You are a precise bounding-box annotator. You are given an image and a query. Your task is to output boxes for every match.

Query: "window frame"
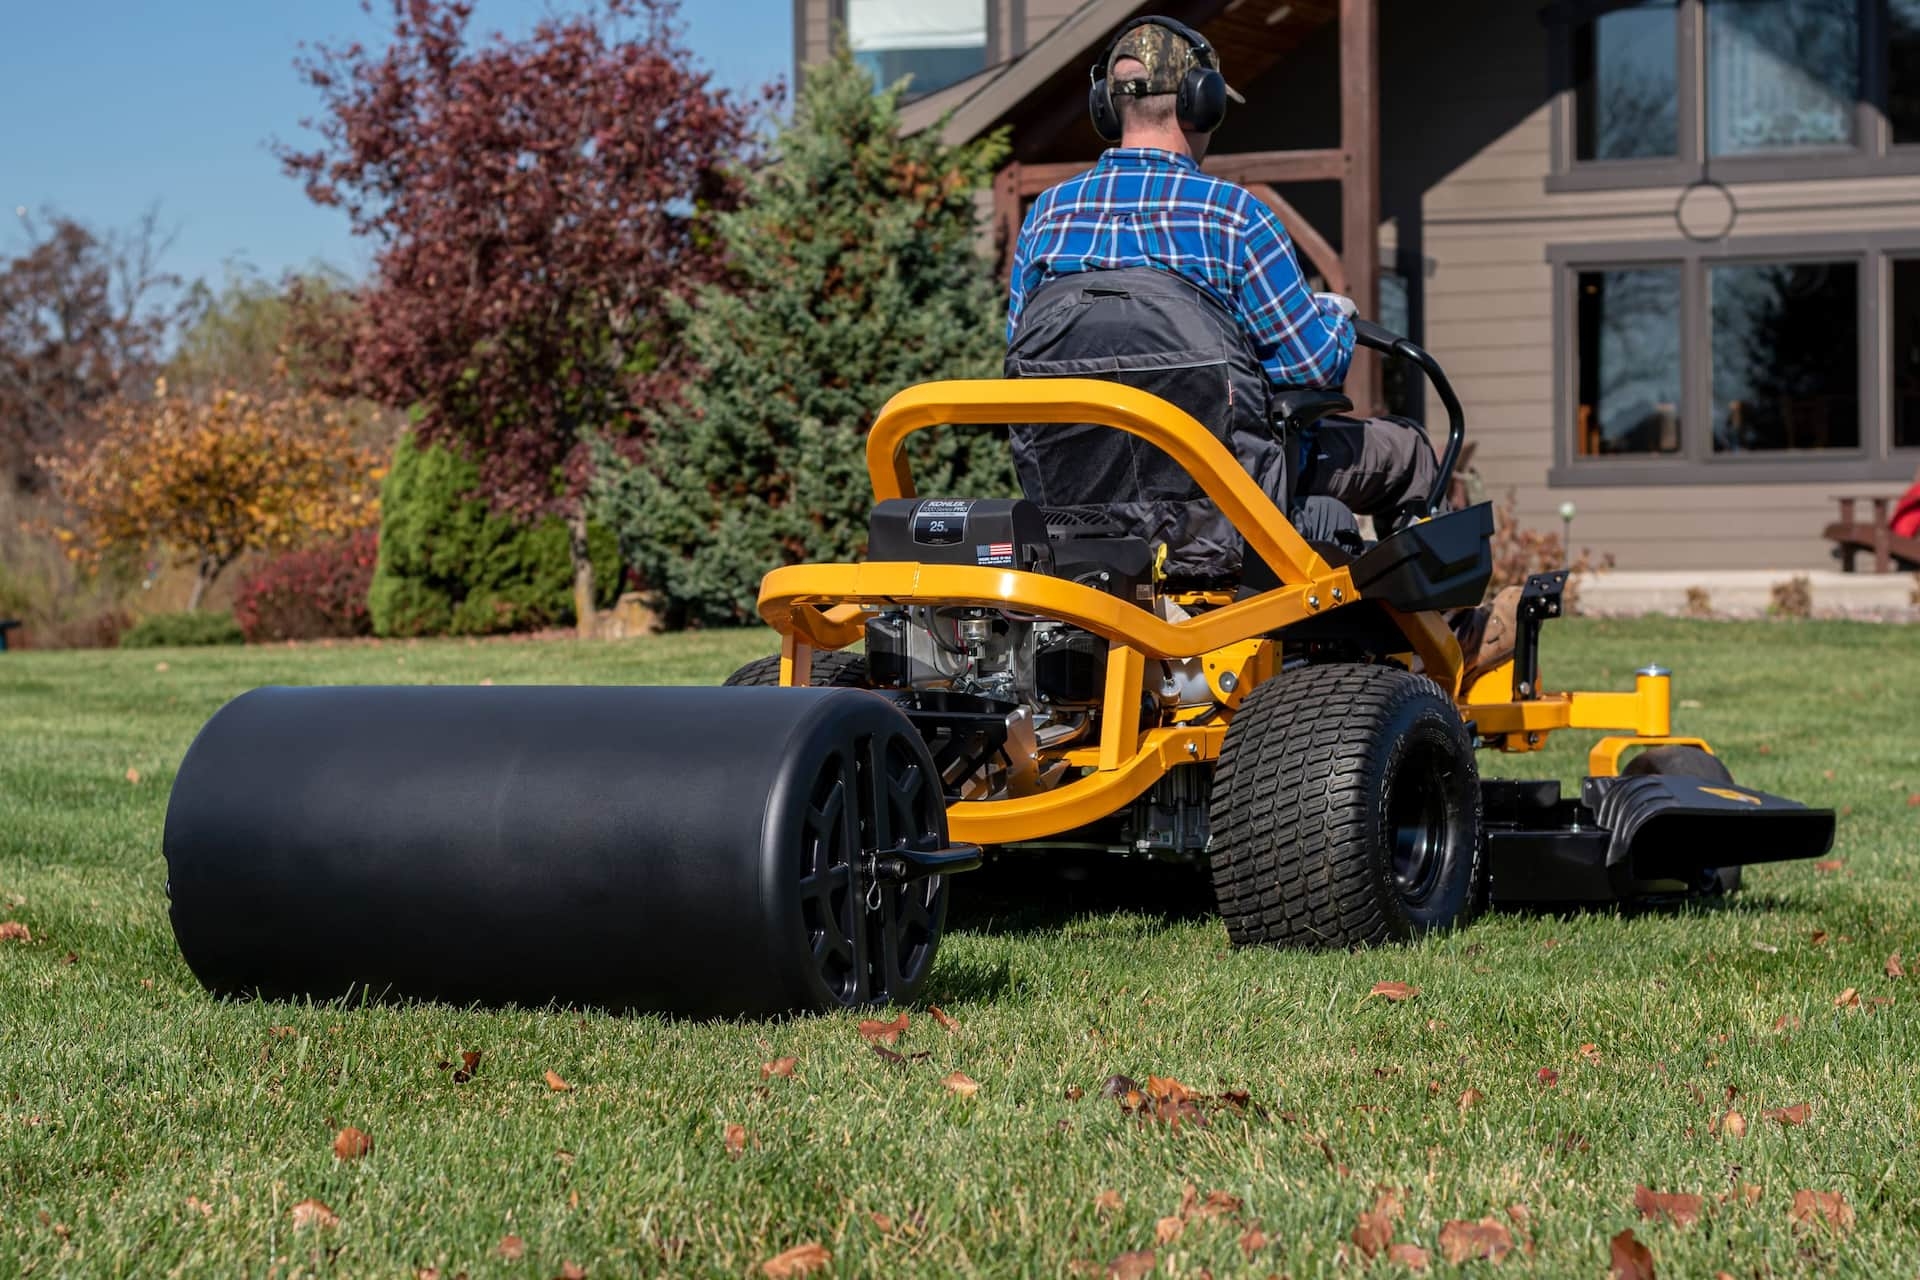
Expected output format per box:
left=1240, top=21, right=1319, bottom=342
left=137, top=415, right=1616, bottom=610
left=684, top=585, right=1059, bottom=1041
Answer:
left=1549, top=231, right=1920, bottom=486
left=1548, top=0, right=1920, bottom=191
left=833, top=0, right=1005, bottom=99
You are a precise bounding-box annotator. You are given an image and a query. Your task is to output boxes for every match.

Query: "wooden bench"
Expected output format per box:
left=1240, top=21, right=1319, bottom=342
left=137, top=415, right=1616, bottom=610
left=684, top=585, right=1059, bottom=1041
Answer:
left=0, top=620, right=19, bottom=652
left=1823, top=493, right=1920, bottom=573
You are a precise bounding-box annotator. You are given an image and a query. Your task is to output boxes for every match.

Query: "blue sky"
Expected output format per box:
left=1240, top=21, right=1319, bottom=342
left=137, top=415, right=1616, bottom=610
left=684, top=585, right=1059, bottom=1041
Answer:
left=0, top=1, right=792, bottom=290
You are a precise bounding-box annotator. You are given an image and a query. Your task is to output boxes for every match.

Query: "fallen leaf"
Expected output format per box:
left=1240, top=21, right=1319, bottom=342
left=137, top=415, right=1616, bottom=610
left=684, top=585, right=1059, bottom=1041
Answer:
left=929, top=1005, right=959, bottom=1033
left=1537, top=1067, right=1560, bottom=1087
left=1193, top=1189, right=1242, bottom=1219
left=870, top=1045, right=907, bottom=1066
left=1634, top=1186, right=1704, bottom=1226
left=1716, top=1109, right=1747, bottom=1138
left=1143, top=1075, right=1193, bottom=1102
left=724, top=1123, right=748, bottom=1156
left=1099, top=1074, right=1139, bottom=1099
left=1579, top=1043, right=1602, bottom=1064
left=1458, top=1087, right=1484, bottom=1114
left=545, top=1069, right=572, bottom=1092
left=1155, top=1216, right=1184, bottom=1245
left=1789, top=1189, right=1854, bottom=1234
left=1888, top=952, right=1906, bottom=979
left=1438, top=1217, right=1512, bottom=1264
left=1809, top=929, right=1829, bottom=945
left=1751, top=940, right=1779, bottom=953
left=1608, top=1228, right=1655, bottom=1280
left=1065, top=1085, right=1084, bottom=1101
left=125, top=767, right=140, bottom=784
left=497, top=1235, right=526, bottom=1259
left=941, top=1071, right=979, bottom=1098
left=1352, top=1189, right=1402, bottom=1259
left=154, top=661, right=169, bottom=672
left=1814, top=859, right=1844, bottom=873
left=186, top=1195, right=213, bottom=1218
left=869, top=1212, right=894, bottom=1232
left=1909, top=793, right=1920, bottom=808
left=555, top=1265, right=586, bottom=1280
left=0, top=921, right=30, bottom=942
left=332, top=1126, right=372, bottom=1161
left=452, top=1050, right=482, bottom=1083
left=1835, top=987, right=1860, bottom=1009
left=289, top=1198, right=338, bottom=1230
left=1772, top=1014, right=1801, bottom=1033
left=761, top=1057, right=797, bottom=1079
left=761, top=1242, right=831, bottom=1277
left=1388, top=1243, right=1431, bottom=1271
left=858, top=1013, right=908, bottom=1045
left=1106, top=1249, right=1155, bottom=1280
left=60, top=951, right=76, bottom=964
left=1094, top=1190, right=1123, bottom=1217
left=1238, top=1226, right=1269, bottom=1257
left=1765, top=1102, right=1811, bottom=1127
left=1369, top=981, right=1419, bottom=1002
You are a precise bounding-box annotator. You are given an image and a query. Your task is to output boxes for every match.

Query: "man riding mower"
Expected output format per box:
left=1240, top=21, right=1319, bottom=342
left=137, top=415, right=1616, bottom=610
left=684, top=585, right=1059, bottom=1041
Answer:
left=159, top=18, right=1834, bottom=1020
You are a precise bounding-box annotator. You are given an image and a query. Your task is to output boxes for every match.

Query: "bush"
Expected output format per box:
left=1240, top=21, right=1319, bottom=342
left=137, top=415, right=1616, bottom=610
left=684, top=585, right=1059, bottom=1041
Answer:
left=232, top=530, right=379, bottom=642
left=369, top=432, right=621, bottom=637
left=120, top=611, right=245, bottom=648
left=1487, top=490, right=1615, bottom=610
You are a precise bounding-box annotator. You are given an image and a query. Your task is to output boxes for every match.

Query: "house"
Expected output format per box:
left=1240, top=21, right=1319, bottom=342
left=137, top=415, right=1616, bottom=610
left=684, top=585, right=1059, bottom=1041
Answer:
left=797, top=0, right=1920, bottom=571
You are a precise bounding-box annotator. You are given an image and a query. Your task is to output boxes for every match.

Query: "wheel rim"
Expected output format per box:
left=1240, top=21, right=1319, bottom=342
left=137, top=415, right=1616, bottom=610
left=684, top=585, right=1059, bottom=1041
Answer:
left=1387, top=741, right=1452, bottom=906
left=796, top=730, right=945, bottom=1006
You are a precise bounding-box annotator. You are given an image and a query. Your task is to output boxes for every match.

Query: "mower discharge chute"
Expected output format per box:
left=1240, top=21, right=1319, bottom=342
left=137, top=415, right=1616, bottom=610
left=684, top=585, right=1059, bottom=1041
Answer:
left=163, top=323, right=1835, bottom=1016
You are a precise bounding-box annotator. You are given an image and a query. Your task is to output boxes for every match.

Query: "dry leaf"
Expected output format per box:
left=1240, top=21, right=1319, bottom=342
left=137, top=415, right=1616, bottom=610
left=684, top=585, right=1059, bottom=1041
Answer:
left=761, top=1242, right=831, bottom=1277
left=870, top=1045, right=907, bottom=1067
left=1369, top=981, right=1419, bottom=1002
left=762, top=1057, right=798, bottom=1079
left=869, top=1212, right=894, bottom=1233
left=724, top=1123, right=748, bottom=1157
left=154, top=661, right=169, bottom=672
left=1814, top=859, right=1844, bottom=873
left=1579, top=1043, right=1602, bottom=1064
left=940, top=1071, right=979, bottom=1098
left=0, top=921, right=30, bottom=942
left=1765, top=1102, right=1811, bottom=1126
left=1438, top=1217, right=1513, bottom=1264
left=1094, top=1190, right=1123, bottom=1217
left=1835, top=987, right=1861, bottom=1009
left=1717, top=1109, right=1747, bottom=1138
left=1634, top=1186, right=1703, bottom=1226
left=1106, top=1249, right=1155, bottom=1280
left=929, top=1005, right=959, bottom=1033
left=1537, top=1067, right=1560, bottom=1087
left=1772, top=1014, right=1801, bottom=1033
left=1352, top=1189, right=1401, bottom=1259
left=289, top=1198, right=338, bottom=1230
left=1810, top=929, right=1829, bottom=945
left=1154, top=1216, right=1184, bottom=1245
left=857, top=1012, right=908, bottom=1045
left=125, top=767, right=140, bottom=784
left=1065, top=1085, right=1084, bottom=1101
left=1143, top=1075, right=1193, bottom=1102
left=452, top=1049, right=482, bottom=1083
left=555, top=1265, right=586, bottom=1280
left=332, top=1126, right=372, bottom=1161
left=1099, top=1074, right=1139, bottom=1098
left=1238, top=1226, right=1269, bottom=1257
left=497, top=1235, right=526, bottom=1260
left=545, top=1069, right=572, bottom=1093
left=1388, top=1243, right=1431, bottom=1271
left=1458, top=1087, right=1484, bottom=1114
left=1888, top=951, right=1906, bottom=979
left=1789, top=1189, right=1854, bottom=1234
left=1193, top=1189, right=1242, bottom=1219
left=1608, top=1228, right=1655, bottom=1280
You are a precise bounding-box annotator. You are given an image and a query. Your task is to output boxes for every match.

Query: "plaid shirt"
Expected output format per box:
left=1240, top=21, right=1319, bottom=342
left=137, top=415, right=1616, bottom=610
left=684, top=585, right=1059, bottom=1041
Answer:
left=1007, top=148, right=1354, bottom=390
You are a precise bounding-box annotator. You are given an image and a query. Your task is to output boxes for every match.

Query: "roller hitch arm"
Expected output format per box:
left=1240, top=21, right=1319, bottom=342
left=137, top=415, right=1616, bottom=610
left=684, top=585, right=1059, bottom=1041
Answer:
left=871, top=842, right=985, bottom=883
left=1511, top=570, right=1569, bottom=700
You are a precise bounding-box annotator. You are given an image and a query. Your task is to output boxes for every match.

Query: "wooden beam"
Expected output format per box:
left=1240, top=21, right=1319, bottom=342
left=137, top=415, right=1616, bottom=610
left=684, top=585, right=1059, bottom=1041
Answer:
left=1244, top=183, right=1346, bottom=297
left=1339, top=0, right=1380, bottom=410
left=992, top=162, right=1024, bottom=279
left=1014, top=148, right=1351, bottom=196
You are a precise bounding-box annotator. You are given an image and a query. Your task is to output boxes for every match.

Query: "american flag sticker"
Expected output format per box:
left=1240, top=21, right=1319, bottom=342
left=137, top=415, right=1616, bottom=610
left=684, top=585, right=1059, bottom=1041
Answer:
left=987, top=542, right=1013, bottom=558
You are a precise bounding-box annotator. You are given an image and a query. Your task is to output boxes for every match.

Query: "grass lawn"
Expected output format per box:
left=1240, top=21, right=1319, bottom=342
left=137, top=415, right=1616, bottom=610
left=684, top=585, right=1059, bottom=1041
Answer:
left=2, top=618, right=1916, bottom=1278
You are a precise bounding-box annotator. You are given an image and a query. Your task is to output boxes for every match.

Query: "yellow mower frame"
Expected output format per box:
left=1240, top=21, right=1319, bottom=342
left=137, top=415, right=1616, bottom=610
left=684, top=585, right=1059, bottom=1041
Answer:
left=756, top=378, right=1704, bottom=846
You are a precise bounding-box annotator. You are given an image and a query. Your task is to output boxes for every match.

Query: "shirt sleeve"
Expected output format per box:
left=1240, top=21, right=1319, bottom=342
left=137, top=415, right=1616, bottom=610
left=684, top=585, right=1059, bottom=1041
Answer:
left=1232, top=199, right=1355, bottom=390
left=1006, top=198, right=1043, bottom=344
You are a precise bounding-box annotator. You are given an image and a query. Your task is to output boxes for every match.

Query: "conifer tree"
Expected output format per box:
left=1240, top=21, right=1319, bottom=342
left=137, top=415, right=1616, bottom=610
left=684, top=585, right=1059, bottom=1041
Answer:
left=594, top=48, right=1014, bottom=625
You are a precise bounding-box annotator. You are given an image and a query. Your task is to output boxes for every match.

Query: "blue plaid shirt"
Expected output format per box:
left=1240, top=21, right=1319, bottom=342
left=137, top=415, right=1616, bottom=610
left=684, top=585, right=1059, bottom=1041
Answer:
left=1007, top=148, right=1354, bottom=390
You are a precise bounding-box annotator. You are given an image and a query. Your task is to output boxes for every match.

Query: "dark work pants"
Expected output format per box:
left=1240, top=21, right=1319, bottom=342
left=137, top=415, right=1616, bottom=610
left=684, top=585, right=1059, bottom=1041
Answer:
left=1290, top=414, right=1440, bottom=552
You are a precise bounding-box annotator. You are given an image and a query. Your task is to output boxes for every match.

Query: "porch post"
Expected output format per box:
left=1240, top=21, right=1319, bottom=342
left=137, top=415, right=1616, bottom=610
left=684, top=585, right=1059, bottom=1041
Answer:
left=1339, top=0, right=1380, bottom=411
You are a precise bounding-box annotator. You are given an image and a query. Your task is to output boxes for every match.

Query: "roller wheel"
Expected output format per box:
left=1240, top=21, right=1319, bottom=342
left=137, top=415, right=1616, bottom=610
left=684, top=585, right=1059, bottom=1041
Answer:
left=1208, top=663, right=1484, bottom=948
left=1622, top=746, right=1741, bottom=896
left=725, top=652, right=869, bottom=687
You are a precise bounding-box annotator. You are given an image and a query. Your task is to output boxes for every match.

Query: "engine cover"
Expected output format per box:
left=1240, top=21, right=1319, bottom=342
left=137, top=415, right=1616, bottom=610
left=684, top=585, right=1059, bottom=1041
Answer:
left=868, top=498, right=1052, bottom=573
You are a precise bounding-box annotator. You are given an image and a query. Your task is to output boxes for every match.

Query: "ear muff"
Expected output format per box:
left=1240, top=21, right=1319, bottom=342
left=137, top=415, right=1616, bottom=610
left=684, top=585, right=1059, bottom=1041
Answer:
left=1086, top=15, right=1230, bottom=141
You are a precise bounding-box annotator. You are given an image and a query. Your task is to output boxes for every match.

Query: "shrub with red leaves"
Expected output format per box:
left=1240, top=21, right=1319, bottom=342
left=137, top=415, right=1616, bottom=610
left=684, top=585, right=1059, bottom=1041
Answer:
left=232, top=530, right=379, bottom=643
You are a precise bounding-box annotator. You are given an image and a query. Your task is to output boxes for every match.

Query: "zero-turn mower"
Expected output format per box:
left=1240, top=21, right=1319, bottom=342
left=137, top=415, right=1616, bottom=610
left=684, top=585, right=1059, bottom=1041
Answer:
left=163, top=322, right=1835, bottom=1017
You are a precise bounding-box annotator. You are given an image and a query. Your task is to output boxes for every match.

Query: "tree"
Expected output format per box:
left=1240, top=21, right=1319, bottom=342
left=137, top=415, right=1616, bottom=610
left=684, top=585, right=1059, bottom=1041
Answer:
left=169, top=268, right=358, bottom=398
left=279, top=0, right=764, bottom=635
left=46, top=383, right=382, bottom=610
left=592, top=47, right=1015, bottom=626
left=0, top=207, right=187, bottom=492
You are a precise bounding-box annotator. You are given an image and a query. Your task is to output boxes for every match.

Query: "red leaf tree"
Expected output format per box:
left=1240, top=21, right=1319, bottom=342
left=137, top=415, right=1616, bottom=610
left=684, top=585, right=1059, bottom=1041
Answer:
left=279, top=0, right=765, bottom=631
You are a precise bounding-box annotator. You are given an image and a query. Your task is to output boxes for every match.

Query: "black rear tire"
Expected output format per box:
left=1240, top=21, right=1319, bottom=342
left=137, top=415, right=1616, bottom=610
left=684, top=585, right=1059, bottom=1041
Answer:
left=1622, top=746, right=1742, bottom=896
left=1209, top=663, right=1484, bottom=948
left=725, top=651, right=869, bottom=688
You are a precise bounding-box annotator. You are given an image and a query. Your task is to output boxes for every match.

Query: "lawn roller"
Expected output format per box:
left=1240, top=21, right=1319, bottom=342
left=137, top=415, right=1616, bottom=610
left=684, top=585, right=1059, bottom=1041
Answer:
left=163, top=322, right=1835, bottom=1016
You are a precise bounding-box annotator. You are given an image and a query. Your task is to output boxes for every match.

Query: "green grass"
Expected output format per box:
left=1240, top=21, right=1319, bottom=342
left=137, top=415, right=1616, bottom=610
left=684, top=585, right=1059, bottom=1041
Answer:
left=2, top=619, right=1916, bottom=1278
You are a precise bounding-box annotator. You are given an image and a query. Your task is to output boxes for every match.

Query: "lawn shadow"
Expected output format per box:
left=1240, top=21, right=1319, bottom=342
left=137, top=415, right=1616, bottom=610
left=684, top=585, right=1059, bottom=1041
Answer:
left=945, top=851, right=1216, bottom=940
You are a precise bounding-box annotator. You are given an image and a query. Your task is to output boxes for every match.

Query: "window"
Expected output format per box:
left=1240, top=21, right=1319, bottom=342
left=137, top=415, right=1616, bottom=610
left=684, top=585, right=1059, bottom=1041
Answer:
left=1893, top=0, right=1920, bottom=142
left=1706, top=0, right=1860, bottom=154
left=1896, top=258, right=1920, bottom=447
left=1574, top=1, right=1680, bottom=160
left=1710, top=261, right=1859, bottom=449
left=848, top=0, right=987, bottom=99
left=1576, top=267, right=1685, bottom=454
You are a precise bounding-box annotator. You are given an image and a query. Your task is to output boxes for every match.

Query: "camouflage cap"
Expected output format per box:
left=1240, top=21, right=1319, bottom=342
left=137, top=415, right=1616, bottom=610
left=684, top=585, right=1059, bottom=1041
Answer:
left=1106, top=21, right=1244, bottom=103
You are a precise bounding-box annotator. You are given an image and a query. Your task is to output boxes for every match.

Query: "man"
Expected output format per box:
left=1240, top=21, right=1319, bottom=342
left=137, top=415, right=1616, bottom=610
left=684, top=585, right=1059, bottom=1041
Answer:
left=1004, top=15, right=1437, bottom=580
